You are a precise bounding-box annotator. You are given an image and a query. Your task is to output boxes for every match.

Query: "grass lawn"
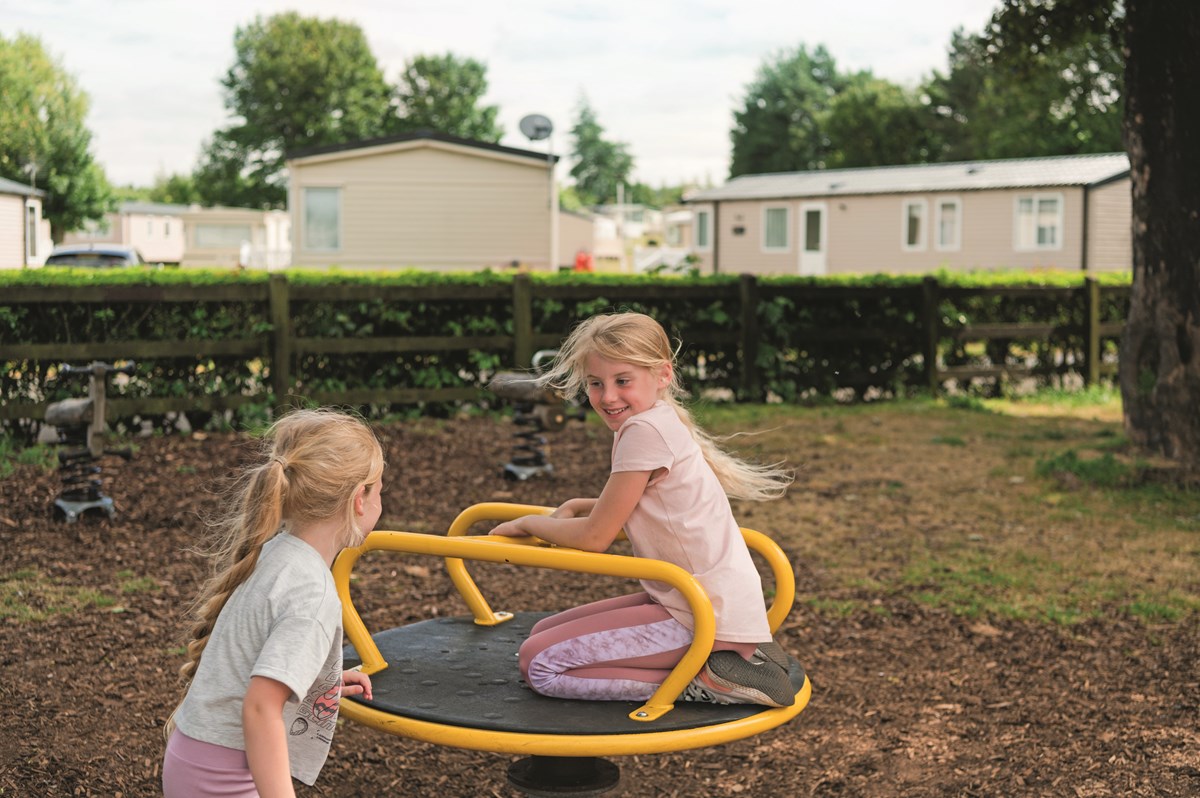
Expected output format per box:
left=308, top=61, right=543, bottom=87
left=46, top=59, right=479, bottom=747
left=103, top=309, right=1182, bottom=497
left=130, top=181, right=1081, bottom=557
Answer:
left=696, top=387, right=1200, bottom=627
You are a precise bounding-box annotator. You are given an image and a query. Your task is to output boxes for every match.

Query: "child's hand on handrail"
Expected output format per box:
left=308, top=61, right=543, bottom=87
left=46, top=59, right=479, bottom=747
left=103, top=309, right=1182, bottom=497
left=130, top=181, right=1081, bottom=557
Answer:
left=490, top=499, right=598, bottom=541
left=550, top=498, right=597, bottom=519
left=489, top=519, right=533, bottom=538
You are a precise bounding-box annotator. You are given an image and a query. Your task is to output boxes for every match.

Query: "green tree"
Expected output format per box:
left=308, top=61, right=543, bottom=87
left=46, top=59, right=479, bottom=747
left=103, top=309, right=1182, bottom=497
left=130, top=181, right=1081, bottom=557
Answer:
left=147, top=172, right=200, bottom=206
left=924, top=25, right=1122, bottom=161
left=0, top=33, right=112, bottom=240
left=987, top=0, right=1200, bottom=465
left=823, top=75, right=942, bottom=168
left=569, top=98, right=634, bottom=207
left=391, top=54, right=503, bottom=142
left=557, top=184, right=586, bottom=213
left=625, top=182, right=687, bottom=209
left=729, top=45, right=848, bottom=177
left=921, top=29, right=994, bottom=161
left=111, top=184, right=152, bottom=203
left=193, top=132, right=262, bottom=209
left=194, top=12, right=393, bottom=208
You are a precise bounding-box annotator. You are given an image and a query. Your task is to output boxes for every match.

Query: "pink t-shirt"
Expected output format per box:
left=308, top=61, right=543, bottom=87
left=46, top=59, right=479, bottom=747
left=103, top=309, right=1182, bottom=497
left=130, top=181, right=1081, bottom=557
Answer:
left=611, top=402, right=772, bottom=643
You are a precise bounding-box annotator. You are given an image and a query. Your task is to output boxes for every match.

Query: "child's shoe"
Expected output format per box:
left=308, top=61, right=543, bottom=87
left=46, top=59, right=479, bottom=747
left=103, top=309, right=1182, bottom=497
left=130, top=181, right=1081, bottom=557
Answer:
left=680, top=649, right=795, bottom=708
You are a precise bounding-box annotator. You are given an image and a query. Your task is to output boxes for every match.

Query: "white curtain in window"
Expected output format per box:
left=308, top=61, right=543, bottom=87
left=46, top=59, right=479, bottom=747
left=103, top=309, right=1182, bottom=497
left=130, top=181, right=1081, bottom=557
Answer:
left=1036, top=197, right=1059, bottom=246
left=695, top=210, right=710, bottom=248
left=304, top=187, right=341, bottom=250
left=1016, top=195, right=1061, bottom=250
left=938, top=200, right=960, bottom=249
left=195, top=224, right=253, bottom=248
left=764, top=207, right=788, bottom=249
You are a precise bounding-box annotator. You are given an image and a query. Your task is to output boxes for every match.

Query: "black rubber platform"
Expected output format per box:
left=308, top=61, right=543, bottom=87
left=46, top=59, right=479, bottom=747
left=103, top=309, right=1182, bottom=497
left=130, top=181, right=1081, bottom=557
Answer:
left=344, top=612, right=806, bottom=735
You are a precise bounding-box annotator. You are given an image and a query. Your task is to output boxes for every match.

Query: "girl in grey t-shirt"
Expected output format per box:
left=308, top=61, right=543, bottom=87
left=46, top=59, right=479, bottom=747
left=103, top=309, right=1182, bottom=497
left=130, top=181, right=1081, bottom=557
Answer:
left=163, top=409, right=385, bottom=797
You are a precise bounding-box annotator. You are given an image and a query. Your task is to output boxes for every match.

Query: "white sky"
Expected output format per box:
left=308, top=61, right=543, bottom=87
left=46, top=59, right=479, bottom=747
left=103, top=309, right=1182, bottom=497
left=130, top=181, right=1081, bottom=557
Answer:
left=2, top=0, right=1001, bottom=188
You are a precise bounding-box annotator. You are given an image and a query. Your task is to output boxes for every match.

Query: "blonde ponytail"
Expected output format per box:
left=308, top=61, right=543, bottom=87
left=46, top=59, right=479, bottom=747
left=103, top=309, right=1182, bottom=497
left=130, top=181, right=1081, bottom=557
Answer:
left=669, top=402, right=792, bottom=501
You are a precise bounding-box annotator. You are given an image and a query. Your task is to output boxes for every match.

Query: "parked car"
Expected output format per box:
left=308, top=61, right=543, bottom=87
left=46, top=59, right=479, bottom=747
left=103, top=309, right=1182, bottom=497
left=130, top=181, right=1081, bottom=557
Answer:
left=44, top=244, right=147, bottom=268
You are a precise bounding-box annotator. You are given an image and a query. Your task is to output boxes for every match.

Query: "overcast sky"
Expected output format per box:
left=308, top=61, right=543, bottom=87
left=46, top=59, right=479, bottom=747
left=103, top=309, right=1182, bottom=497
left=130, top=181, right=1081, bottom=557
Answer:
left=2, top=0, right=1001, bottom=188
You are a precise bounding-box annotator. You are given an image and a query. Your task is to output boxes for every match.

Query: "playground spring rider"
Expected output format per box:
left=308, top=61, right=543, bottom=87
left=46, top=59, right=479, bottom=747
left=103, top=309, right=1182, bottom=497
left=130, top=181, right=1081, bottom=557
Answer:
left=488, top=349, right=585, bottom=481
left=45, top=361, right=136, bottom=523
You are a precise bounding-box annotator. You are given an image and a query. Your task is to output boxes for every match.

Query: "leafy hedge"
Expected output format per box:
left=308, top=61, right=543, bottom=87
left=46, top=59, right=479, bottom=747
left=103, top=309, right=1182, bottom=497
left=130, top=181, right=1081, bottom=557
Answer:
left=0, top=267, right=1131, bottom=434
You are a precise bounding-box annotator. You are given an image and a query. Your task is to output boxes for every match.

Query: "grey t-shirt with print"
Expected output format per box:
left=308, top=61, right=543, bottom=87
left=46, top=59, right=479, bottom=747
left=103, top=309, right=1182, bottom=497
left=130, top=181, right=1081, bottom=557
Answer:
left=174, top=532, right=344, bottom=786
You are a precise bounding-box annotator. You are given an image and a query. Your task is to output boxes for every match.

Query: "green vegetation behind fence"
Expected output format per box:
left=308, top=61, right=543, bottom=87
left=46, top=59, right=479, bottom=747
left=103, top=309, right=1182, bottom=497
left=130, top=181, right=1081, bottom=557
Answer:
left=0, top=268, right=1130, bottom=432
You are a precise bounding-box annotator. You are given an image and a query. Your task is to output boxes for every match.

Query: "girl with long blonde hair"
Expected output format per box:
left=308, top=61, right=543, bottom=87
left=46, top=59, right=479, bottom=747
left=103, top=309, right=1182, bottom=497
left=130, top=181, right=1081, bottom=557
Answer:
left=492, top=312, right=795, bottom=707
left=163, top=408, right=385, bottom=798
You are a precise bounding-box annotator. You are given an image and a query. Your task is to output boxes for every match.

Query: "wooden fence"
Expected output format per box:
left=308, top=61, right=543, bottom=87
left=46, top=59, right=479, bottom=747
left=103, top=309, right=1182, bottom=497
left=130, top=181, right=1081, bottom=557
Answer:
left=0, top=274, right=1128, bottom=423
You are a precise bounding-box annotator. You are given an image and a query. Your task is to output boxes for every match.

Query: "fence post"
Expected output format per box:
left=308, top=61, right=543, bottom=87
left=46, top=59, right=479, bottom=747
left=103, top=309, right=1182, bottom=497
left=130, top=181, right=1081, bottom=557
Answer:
left=738, top=274, right=762, bottom=401
left=512, top=272, right=533, bottom=368
left=268, top=273, right=292, bottom=405
left=921, top=276, right=940, bottom=395
left=1084, top=276, right=1100, bottom=387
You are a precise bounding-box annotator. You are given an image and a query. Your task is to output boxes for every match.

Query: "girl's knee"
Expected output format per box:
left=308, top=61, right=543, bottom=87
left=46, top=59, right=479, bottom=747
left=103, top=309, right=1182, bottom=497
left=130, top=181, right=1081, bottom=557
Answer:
left=517, top=637, right=540, bottom=682
left=523, top=653, right=561, bottom=696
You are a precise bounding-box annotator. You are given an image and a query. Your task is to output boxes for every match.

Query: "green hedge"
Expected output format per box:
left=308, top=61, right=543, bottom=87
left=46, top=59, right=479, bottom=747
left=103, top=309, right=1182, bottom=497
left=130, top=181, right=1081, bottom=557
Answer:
left=0, top=267, right=1131, bottom=436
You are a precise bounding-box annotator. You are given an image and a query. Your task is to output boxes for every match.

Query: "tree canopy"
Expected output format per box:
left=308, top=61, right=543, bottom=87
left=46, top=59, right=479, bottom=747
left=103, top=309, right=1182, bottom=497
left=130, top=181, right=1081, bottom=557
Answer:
left=147, top=172, right=200, bottom=206
left=191, top=16, right=514, bottom=208
left=391, top=54, right=503, bottom=142
left=823, top=75, right=941, bottom=168
left=193, top=12, right=394, bottom=209
left=568, top=97, right=634, bottom=207
left=729, top=45, right=848, bottom=177
left=0, top=33, right=112, bottom=241
left=729, top=24, right=1123, bottom=178
left=924, top=24, right=1123, bottom=161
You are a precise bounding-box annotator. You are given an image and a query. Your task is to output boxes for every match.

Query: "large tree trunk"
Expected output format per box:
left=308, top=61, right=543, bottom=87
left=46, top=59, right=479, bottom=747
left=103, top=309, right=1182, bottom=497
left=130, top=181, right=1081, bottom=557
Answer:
left=1118, top=1, right=1200, bottom=466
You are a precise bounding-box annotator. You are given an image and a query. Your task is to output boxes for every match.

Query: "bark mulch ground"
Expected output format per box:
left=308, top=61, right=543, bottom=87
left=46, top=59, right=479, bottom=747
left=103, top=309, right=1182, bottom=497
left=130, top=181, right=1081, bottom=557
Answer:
left=1, top=416, right=1197, bottom=796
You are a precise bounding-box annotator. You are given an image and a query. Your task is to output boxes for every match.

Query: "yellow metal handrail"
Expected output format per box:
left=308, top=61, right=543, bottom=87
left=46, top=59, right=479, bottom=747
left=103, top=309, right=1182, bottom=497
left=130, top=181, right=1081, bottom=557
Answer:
left=443, top=502, right=795, bottom=634
left=332, top=501, right=801, bottom=738
left=334, top=527, right=714, bottom=722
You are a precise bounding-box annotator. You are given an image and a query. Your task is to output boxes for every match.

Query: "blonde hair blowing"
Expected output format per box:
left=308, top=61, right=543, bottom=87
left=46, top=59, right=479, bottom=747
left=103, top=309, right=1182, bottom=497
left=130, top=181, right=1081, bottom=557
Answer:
left=178, top=408, right=384, bottom=686
left=539, top=312, right=792, bottom=501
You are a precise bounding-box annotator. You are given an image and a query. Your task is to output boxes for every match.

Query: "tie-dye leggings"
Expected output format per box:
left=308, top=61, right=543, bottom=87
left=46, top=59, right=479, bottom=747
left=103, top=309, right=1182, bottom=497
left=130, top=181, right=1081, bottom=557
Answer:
left=519, top=592, right=755, bottom=701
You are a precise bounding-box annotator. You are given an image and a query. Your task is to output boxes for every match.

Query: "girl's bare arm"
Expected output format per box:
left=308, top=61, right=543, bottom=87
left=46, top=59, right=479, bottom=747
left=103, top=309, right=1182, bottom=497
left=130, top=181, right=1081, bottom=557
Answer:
left=491, top=470, right=652, bottom=551
left=243, top=676, right=296, bottom=798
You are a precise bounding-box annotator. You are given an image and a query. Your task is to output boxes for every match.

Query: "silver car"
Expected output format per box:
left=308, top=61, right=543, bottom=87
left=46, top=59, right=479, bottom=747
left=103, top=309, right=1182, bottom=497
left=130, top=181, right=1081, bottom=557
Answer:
left=44, top=244, right=147, bottom=268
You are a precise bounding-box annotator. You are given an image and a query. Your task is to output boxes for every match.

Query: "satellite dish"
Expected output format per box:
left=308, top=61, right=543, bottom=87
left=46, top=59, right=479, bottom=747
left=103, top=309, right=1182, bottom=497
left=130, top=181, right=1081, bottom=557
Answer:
left=519, top=114, right=553, bottom=142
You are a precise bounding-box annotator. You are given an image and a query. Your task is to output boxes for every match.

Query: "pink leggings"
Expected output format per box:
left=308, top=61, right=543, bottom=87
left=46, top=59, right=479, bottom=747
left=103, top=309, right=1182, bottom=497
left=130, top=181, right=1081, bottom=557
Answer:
left=519, top=593, right=756, bottom=701
left=163, top=730, right=258, bottom=797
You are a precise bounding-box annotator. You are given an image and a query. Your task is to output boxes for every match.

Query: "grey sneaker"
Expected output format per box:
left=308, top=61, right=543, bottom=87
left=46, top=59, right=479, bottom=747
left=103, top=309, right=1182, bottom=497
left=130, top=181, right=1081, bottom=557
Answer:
left=753, top=639, right=791, bottom=670
left=680, top=650, right=795, bottom=708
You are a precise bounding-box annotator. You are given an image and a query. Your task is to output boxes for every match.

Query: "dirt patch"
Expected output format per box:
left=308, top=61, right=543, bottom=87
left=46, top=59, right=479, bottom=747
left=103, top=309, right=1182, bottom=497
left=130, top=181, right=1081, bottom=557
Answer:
left=2, top=411, right=1198, bottom=797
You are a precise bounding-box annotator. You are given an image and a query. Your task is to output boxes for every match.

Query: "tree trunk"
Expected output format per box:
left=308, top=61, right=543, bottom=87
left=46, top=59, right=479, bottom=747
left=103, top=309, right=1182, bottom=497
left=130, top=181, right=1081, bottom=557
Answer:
left=1118, top=1, right=1200, bottom=466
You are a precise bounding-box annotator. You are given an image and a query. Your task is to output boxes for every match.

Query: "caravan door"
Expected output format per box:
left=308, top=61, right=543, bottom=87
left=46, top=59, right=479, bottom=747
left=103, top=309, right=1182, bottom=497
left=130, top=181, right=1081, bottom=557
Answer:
left=799, top=202, right=827, bottom=275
